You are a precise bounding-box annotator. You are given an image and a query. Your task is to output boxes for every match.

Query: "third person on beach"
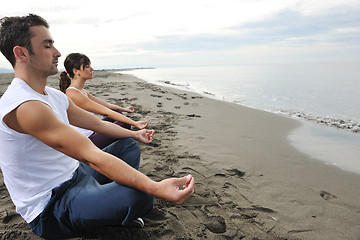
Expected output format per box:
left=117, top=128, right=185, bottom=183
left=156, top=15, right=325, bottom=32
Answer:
left=59, top=53, right=149, bottom=149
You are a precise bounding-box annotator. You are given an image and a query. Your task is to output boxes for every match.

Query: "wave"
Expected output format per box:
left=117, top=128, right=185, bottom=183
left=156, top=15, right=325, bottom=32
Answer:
left=280, top=110, right=360, bottom=134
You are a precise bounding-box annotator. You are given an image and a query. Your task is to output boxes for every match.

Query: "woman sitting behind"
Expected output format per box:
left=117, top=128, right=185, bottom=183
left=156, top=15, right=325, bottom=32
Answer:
left=59, top=53, right=149, bottom=149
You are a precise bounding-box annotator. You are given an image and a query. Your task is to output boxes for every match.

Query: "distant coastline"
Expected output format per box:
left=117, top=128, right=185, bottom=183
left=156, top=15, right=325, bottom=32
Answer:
left=0, top=67, right=156, bottom=73
left=113, top=67, right=156, bottom=71
left=96, top=67, right=156, bottom=73
left=0, top=68, right=13, bottom=73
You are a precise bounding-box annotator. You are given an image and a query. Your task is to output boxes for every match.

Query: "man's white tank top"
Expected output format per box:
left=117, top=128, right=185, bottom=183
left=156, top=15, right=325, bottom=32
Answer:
left=0, top=78, right=79, bottom=223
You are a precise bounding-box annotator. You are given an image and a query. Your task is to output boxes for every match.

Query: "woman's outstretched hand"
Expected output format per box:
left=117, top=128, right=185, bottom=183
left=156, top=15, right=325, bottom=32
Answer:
left=125, top=106, right=135, bottom=113
left=135, top=120, right=149, bottom=129
left=134, top=129, right=154, bottom=143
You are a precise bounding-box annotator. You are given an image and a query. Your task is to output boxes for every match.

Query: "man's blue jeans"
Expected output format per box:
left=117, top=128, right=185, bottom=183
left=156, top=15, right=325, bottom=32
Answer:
left=29, top=138, right=154, bottom=238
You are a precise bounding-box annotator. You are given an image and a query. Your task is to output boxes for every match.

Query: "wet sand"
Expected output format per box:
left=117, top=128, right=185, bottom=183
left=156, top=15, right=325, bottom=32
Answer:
left=1, top=71, right=360, bottom=239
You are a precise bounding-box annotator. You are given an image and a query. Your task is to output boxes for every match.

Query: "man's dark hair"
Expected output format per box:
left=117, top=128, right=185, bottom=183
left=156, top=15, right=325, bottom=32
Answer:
left=0, top=14, right=49, bottom=67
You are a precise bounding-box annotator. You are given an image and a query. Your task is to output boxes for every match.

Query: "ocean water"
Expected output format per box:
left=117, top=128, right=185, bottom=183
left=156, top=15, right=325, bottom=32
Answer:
left=125, top=63, right=360, bottom=174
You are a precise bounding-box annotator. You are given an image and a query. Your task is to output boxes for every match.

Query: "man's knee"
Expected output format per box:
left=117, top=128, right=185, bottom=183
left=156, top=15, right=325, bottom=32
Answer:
left=115, top=138, right=140, bottom=156
left=129, top=189, right=154, bottom=210
left=121, top=189, right=154, bottom=226
left=121, top=138, right=140, bottom=168
left=125, top=138, right=140, bottom=153
left=104, top=138, right=141, bottom=168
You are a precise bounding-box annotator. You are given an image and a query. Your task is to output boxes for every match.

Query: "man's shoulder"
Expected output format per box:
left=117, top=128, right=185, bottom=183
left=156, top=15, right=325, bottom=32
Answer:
left=0, top=79, right=64, bottom=114
left=45, top=86, right=69, bottom=106
left=1, top=78, right=32, bottom=98
left=45, top=86, right=63, bottom=95
left=0, top=78, right=27, bottom=105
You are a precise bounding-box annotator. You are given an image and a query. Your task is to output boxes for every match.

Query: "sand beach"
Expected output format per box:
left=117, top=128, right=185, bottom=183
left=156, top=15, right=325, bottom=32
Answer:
left=1, top=71, right=360, bottom=240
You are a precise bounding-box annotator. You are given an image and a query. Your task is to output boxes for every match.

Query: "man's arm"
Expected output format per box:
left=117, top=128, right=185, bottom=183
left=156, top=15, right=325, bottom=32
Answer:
left=4, top=100, right=194, bottom=204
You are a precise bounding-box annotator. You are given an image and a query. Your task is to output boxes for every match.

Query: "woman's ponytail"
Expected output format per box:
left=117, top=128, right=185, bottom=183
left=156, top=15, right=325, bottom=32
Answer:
left=59, top=71, right=71, bottom=93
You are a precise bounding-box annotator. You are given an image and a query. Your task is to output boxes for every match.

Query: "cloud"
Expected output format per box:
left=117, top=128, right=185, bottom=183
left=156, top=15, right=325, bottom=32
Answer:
left=134, top=5, right=360, bottom=55
left=0, top=0, right=360, bottom=69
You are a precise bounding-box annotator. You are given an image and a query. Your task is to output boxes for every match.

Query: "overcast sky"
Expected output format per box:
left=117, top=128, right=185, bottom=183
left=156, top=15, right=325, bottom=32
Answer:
left=0, top=0, right=359, bottom=70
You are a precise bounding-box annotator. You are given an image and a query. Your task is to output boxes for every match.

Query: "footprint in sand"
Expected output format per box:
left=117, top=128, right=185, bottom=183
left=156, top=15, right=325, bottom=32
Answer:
left=151, top=94, right=163, bottom=98
left=0, top=209, right=8, bottom=223
left=204, top=216, right=226, bottom=234
left=320, top=191, right=337, bottom=200
left=0, top=210, right=21, bottom=224
left=144, top=208, right=167, bottom=222
left=187, top=114, right=201, bottom=118
left=226, top=168, right=245, bottom=178
left=148, top=142, right=160, bottom=147
left=175, top=93, right=188, bottom=100
left=319, top=190, right=360, bottom=213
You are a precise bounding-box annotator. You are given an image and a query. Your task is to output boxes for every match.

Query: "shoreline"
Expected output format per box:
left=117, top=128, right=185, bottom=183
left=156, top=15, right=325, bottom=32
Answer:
left=128, top=70, right=360, bottom=134
left=1, top=71, right=360, bottom=239
left=288, top=119, right=360, bottom=175
left=125, top=71, right=360, bottom=176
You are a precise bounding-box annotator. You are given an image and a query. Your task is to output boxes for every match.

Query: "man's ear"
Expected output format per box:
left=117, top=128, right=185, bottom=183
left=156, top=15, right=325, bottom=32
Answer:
left=13, top=46, right=28, bottom=62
